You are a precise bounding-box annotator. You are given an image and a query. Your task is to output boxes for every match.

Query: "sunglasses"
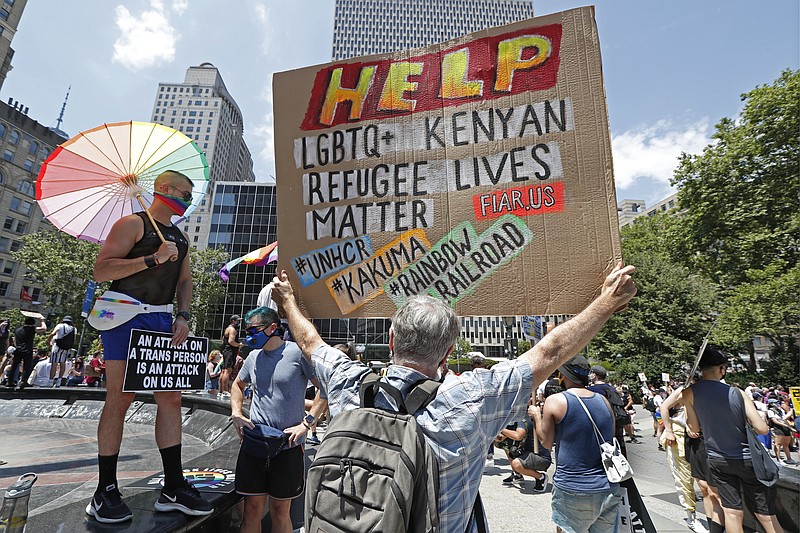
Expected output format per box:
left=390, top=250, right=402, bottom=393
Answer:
left=166, top=184, right=193, bottom=202
left=245, top=324, right=270, bottom=336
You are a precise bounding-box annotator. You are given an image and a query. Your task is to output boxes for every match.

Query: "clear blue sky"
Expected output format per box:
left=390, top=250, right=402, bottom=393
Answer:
left=4, top=1, right=797, bottom=205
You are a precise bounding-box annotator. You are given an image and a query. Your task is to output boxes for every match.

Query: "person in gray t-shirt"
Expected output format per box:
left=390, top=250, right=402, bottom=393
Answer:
left=231, top=307, right=326, bottom=533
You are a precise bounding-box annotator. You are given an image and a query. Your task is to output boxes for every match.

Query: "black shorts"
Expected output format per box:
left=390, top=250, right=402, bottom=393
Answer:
left=518, top=451, right=552, bottom=472
left=707, top=456, right=774, bottom=514
left=221, top=348, right=236, bottom=370
left=771, top=424, right=792, bottom=437
left=685, top=436, right=712, bottom=484
left=235, top=444, right=305, bottom=499
left=305, top=385, right=316, bottom=401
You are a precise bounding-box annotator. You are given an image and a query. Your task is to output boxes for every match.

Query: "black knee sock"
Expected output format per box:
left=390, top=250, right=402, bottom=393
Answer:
left=709, top=520, right=724, bottom=533
left=97, top=453, right=119, bottom=493
left=159, top=444, right=184, bottom=491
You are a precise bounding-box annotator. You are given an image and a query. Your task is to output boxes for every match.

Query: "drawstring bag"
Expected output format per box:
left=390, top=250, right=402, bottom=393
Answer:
left=568, top=390, right=634, bottom=483
left=241, top=424, right=289, bottom=460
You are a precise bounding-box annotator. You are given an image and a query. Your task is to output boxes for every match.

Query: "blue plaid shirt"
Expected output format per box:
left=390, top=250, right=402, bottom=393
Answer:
left=312, top=344, right=534, bottom=533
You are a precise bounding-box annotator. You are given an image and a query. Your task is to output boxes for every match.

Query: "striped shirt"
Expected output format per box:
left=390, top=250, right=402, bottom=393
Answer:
left=312, top=344, right=534, bottom=533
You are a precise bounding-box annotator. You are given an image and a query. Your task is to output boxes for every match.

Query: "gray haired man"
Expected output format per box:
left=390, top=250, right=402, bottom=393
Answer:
left=270, top=263, right=636, bottom=532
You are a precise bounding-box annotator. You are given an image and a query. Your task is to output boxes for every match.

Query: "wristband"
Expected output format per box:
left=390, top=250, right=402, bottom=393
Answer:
left=144, top=255, right=157, bottom=269
left=176, top=311, right=191, bottom=322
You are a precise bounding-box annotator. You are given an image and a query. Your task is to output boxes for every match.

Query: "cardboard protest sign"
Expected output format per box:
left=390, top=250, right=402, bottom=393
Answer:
left=274, top=6, right=620, bottom=318
left=123, top=329, right=208, bottom=392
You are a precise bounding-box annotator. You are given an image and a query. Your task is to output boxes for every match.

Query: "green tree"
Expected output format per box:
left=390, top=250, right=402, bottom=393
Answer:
left=11, top=231, right=103, bottom=318
left=671, top=69, right=799, bottom=287
left=671, top=69, right=800, bottom=373
left=190, top=246, right=229, bottom=338
left=588, top=214, right=717, bottom=386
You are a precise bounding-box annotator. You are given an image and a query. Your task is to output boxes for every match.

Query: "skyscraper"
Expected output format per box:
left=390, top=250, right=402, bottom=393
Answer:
left=325, top=0, right=538, bottom=358
left=332, top=0, right=534, bottom=60
left=0, top=0, right=27, bottom=90
left=207, top=181, right=277, bottom=337
left=150, top=63, right=254, bottom=249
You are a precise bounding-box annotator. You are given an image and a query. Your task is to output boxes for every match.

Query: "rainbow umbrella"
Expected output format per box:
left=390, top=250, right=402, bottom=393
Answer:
left=36, top=121, right=209, bottom=243
left=219, top=242, right=279, bottom=282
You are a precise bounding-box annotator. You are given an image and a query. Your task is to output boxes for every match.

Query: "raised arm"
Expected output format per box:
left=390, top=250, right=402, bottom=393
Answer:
left=270, top=270, right=324, bottom=360
left=522, top=263, right=637, bottom=385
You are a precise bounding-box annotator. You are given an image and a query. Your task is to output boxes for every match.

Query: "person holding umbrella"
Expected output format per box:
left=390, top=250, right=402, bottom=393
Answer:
left=86, top=170, right=213, bottom=523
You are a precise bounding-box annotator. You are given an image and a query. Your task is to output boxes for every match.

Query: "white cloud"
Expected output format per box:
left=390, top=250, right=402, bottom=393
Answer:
left=612, top=119, right=711, bottom=190
left=253, top=3, right=275, bottom=55
left=251, top=86, right=276, bottom=184
left=112, top=0, right=181, bottom=71
left=171, top=0, right=188, bottom=15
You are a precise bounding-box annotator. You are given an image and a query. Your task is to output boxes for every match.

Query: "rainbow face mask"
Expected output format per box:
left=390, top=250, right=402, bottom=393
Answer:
left=153, top=191, right=192, bottom=216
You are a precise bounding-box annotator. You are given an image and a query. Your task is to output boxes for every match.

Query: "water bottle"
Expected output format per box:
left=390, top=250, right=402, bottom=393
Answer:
left=0, top=473, right=37, bottom=533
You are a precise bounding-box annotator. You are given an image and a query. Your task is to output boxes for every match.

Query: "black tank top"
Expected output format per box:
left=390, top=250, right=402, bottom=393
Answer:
left=222, top=324, right=238, bottom=354
left=110, top=212, right=189, bottom=305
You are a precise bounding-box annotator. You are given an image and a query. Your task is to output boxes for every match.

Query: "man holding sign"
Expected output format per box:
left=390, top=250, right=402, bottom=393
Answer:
left=87, top=171, right=212, bottom=524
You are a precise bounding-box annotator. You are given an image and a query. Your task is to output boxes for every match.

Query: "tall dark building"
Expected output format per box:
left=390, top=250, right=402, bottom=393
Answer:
left=332, top=0, right=534, bottom=60
left=207, top=181, right=277, bottom=338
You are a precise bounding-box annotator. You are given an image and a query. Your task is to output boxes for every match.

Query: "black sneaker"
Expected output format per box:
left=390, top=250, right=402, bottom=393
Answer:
left=533, top=473, right=548, bottom=493
left=502, top=473, right=523, bottom=485
left=154, top=482, right=214, bottom=516
left=85, top=484, right=133, bottom=523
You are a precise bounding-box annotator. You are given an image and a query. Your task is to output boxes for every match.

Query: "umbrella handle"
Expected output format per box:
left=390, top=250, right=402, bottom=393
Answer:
left=135, top=195, right=179, bottom=262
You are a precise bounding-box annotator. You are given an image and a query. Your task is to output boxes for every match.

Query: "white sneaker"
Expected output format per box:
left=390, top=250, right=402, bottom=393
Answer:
left=685, top=512, right=707, bottom=533
left=484, top=456, right=494, bottom=469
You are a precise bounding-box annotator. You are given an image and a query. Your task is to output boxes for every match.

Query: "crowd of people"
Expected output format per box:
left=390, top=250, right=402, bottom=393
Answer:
left=0, top=315, right=106, bottom=389
left=2, top=170, right=795, bottom=533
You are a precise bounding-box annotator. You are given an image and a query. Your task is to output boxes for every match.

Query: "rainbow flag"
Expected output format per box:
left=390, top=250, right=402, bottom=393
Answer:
left=218, top=242, right=278, bottom=282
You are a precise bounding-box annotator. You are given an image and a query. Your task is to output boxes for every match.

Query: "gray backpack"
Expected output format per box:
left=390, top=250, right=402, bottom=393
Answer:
left=305, top=372, right=441, bottom=533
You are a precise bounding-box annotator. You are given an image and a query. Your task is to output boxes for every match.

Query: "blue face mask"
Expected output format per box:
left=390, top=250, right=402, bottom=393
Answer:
left=245, top=325, right=280, bottom=349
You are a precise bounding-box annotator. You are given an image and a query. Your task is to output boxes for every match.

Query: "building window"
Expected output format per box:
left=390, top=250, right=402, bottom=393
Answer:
left=0, top=8, right=9, bottom=21
left=23, top=159, right=33, bottom=172
left=0, top=282, right=8, bottom=297
left=2, top=260, right=15, bottom=275
left=3, top=149, right=13, bottom=161
left=9, top=240, right=20, bottom=252
left=14, top=221, right=26, bottom=234
left=3, top=217, right=13, bottom=230
left=0, top=237, right=7, bottom=251
left=16, top=180, right=34, bottom=197
left=9, top=130, right=19, bottom=144
left=0, top=123, right=5, bottom=138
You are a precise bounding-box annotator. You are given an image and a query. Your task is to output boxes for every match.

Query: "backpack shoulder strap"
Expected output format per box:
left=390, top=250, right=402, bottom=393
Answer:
left=405, top=379, right=441, bottom=414
left=359, top=372, right=407, bottom=412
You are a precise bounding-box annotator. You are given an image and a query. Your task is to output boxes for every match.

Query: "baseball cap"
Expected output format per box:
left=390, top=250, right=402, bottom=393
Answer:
left=558, top=355, right=591, bottom=386
left=590, top=365, right=607, bottom=379
left=699, top=346, right=727, bottom=369
left=231, top=315, right=241, bottom=323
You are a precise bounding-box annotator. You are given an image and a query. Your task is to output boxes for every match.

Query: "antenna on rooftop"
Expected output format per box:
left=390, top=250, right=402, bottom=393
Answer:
left=54, top=86, right=70, bottom=132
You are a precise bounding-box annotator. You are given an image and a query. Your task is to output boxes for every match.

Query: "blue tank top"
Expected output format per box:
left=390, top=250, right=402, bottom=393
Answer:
left=690, top=380, right=749, bottom=460
left=554, top=391, right=616, bottom=493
